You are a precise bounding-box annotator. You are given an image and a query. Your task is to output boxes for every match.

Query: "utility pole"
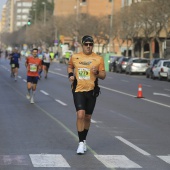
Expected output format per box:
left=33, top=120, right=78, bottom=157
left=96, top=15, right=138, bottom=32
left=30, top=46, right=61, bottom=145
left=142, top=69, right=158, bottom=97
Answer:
left=109, top=0, right=114, bottom=53
left=75, top=0, right=79, bottom=52
left=42, top=2, right=46, bottom=26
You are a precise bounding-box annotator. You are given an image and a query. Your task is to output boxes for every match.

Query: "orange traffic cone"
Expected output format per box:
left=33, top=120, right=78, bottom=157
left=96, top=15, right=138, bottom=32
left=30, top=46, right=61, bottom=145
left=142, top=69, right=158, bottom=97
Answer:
left=137, top=84, right=144, bottom=98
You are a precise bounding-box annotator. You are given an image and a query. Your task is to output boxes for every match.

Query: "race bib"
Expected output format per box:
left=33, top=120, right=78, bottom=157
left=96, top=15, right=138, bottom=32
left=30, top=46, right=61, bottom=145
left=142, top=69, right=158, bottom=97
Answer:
left=30, top=64, right=37, bottom=72
left=78, top=68, right=90, bottom=80
left=11, top=64, right=15, bottom=68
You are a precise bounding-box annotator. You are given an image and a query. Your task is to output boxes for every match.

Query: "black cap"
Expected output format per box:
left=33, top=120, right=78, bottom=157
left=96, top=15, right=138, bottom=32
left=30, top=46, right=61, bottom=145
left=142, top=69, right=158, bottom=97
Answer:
left=81, top=35, right=94, bottom=44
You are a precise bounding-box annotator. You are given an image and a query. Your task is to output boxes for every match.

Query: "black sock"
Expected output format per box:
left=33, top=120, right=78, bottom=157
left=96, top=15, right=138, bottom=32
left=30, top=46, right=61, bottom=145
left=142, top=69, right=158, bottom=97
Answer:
left=83, top=129, right=89, bottom=141
left=78, top=131, right=84, bottom=142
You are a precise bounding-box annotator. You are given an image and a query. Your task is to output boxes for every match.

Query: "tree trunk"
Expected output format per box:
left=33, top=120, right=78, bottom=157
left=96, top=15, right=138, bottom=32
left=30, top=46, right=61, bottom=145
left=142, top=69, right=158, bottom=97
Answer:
left=149, top=40, right=153, bottom=59
left=140, top=40, right=144, bottom=58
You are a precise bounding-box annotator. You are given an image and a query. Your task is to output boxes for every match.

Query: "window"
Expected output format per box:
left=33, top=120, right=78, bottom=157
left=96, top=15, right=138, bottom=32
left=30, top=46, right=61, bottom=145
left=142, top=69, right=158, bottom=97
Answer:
left=17, top=9, right=22, bottom=13
left=80, top=0, right=86, bottom=6
left=22, top=2, right=32, bottom=7
left=16, top=22, right=21, bottom=26
left=17, top=3, right=22, bottom=6
left=22, top=9, right=29, bottom=13
left=17, top=15, right=21, bottom=19
left=22, top=15, right=27, bottom=19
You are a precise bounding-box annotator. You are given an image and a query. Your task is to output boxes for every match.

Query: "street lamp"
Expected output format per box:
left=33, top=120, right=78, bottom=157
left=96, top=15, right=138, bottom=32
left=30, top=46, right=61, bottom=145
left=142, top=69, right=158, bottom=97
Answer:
left=109, top=0, right=114, bottom=53
left=33, top=8, right=37, bottom=24
left=42, top=2, right=46, bottom=26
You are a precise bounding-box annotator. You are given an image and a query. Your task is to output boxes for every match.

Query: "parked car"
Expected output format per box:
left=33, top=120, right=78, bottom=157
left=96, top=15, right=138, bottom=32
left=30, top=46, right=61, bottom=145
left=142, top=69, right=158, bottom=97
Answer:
left=146, top=58, right=166, bottom=78
left=152, top=60, right=170, bottom=80
left=125, top=58, right=149, bottom=75
left=109, top=56, right=122, bottom=72
left=116, top=57, right=130, bottom=73
left=167, top=67, right=170, bottom=82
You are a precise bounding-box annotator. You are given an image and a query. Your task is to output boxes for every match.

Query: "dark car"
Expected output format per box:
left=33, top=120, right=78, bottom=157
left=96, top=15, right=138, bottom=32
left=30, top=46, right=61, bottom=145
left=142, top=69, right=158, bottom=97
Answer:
left=146, top=58, right=166, bottom=78
left=109, top=56, right=122, bottom=72
left=116, top=57, right=130, bottom=73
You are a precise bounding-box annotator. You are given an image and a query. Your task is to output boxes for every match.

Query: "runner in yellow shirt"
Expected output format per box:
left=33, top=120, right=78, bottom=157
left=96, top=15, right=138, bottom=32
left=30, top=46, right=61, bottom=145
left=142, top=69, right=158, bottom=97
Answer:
left=67, top=35, right=106, bottom=154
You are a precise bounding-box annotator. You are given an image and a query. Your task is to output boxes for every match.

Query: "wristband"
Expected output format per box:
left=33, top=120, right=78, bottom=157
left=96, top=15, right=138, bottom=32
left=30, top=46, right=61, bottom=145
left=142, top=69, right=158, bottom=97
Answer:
left=68, top=72, right=74, bottom=78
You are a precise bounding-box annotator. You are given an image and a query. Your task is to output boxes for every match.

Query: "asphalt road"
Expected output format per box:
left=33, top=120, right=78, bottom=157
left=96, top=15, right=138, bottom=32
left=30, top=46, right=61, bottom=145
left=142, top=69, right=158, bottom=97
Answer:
left=0, top=56, right=170, bottom=170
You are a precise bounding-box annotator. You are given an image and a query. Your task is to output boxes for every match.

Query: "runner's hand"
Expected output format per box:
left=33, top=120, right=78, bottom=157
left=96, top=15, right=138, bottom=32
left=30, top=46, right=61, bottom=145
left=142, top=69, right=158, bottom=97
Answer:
left=69, top=76, right=74, bottom=83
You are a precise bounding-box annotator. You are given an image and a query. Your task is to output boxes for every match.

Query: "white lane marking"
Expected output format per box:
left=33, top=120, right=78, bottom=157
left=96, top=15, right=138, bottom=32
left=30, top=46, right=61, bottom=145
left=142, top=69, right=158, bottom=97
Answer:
left=121, top=80, right=129, bottom=82
left=49, top=71, right=67, bottom=77
left=23, top=79, right=27, bottom=82
left=115, top=136, right=151, bottom=156
left=142, top=98, right=170, bottom=108
left=91, top=119, right=97, bottom=123
left=100, top=85, right=135, bottom=97
left=18, top=76, right=22, bottom=79
left=29, top=154, right=70, bottom=167
left=40, top=90, right=49, bottom=95
left=95, top=155, right=141, bottom=168
left=142, top=84, right=151, bottom=87
left=55, top=99, right=67, bottom=106
left=164, top=89, right=170, bottom=92
left=100, top=85, right=170, bottom=108
left=153, top=93, right=170, bottom=98
left=157, top=155, right=170, bottom=164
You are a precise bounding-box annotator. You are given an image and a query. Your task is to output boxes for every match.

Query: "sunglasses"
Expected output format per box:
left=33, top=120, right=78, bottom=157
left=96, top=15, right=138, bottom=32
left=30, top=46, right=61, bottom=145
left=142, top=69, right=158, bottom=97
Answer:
left=83, top=43, right=93, bottom=46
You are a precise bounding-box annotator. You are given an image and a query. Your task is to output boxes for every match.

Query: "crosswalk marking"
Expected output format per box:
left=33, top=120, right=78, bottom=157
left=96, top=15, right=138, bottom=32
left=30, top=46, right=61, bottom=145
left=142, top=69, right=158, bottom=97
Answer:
left=94, top=155, right=142, bottom=168
left=157, top=155, right=170, bottom=164
left=29, top=154, right=70, bottom=167
left=0, top=155, right=29, bottom=165
left=1, top=154, right=170, bottom=168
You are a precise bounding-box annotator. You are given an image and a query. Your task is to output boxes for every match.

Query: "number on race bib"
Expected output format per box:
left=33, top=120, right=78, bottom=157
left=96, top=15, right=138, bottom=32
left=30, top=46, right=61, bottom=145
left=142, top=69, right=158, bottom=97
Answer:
left=30, top=64, right=37, bottom=72
left=78, top=68, right=90, bottom=80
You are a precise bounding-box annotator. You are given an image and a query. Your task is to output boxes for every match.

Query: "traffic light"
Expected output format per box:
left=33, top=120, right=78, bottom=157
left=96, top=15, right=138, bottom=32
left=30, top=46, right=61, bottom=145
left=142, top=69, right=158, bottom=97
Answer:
left=27, top=19, right=31, bottom=26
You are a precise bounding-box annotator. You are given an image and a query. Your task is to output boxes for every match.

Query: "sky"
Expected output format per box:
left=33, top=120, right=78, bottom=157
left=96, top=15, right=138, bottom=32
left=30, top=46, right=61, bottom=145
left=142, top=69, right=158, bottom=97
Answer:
left=0, top=0, right=7, bottom=19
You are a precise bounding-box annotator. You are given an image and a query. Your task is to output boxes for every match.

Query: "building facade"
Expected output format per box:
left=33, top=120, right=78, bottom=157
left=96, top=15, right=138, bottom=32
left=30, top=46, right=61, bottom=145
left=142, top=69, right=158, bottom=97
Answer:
left=14, top=0, right=32, bottom=31
left=53, top=0, right=122, bottom=17
left=0, top=5, right=6, bottom=33
left=5, top=0, right=15, bottom=32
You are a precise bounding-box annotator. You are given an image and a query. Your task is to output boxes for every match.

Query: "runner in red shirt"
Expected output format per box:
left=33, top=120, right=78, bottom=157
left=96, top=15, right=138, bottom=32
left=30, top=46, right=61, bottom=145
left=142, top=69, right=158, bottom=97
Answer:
left=25, top=48, right=42, bottom=104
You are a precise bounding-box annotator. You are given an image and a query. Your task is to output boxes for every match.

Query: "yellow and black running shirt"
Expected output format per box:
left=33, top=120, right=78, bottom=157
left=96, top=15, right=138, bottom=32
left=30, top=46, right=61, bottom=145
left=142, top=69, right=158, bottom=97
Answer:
left=68, top=52, right=105, bottom=92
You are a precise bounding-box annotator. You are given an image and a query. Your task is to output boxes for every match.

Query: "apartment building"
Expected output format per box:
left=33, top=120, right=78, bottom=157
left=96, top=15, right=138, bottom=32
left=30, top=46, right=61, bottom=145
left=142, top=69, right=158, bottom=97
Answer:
left=5, top=0, right=15, bottom=32
left=14, top=0, right=32, bottom=31
left=2, top=0, right=33, bottom=32
left=0, top=5, right=6, bottom=33
left=54, top=0, right=122, bottom=17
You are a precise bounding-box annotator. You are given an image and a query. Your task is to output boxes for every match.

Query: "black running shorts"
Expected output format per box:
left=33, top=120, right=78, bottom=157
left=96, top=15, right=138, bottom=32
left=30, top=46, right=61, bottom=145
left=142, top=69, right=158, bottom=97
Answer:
left=27, top=76, right=39, bottom=84
left=72, top=90, right=96, bottom=115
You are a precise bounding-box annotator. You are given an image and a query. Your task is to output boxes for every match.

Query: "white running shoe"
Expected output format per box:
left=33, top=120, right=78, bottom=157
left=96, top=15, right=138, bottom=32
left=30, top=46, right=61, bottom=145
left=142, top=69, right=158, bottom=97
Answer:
left=84, top=140, right=87, bottom=152
left=30, top=96, right=34, bottom=104
left=76, top=142, right=84, bottom=154
left=26, top=93, right=30, bottom=100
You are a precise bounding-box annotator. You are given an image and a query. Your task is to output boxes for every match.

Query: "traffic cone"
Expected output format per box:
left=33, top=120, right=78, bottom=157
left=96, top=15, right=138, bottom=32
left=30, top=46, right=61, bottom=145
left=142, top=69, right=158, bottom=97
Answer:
left=137, top=84, right=144, bottom=98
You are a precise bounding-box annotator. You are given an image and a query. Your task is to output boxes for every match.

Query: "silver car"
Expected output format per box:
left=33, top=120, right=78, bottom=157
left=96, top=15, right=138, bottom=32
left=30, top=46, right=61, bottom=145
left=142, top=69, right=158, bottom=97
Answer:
left=152, top=60, right=170, bottom=80
left=125, top=58, right=149, bottom=75
left=167, top=67, right=170, bottom=82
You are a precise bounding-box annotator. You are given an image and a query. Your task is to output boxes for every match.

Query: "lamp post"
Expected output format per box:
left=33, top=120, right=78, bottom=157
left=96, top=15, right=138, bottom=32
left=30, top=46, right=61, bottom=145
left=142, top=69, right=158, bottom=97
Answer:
left=108, top=0, right=114, bottom=53
left=33, top=8, right=37, bottom=24
left=42, top=2, right=46, bottom=26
